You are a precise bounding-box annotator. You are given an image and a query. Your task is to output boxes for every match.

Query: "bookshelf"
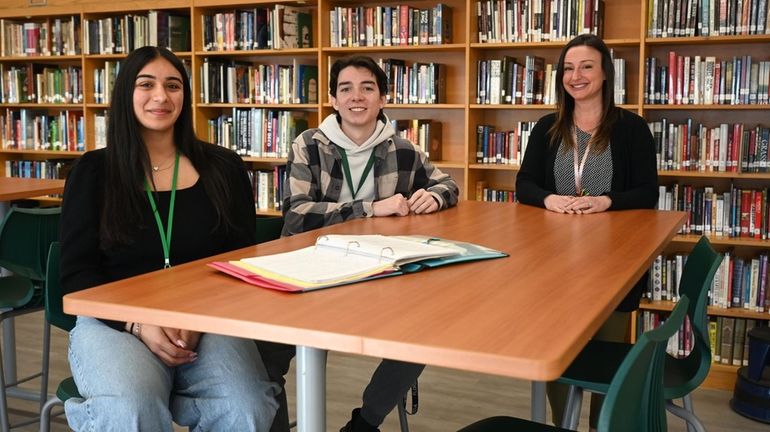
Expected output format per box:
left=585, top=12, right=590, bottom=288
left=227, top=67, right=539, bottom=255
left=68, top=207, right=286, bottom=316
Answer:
left=1, top=0, right=768, bottom=390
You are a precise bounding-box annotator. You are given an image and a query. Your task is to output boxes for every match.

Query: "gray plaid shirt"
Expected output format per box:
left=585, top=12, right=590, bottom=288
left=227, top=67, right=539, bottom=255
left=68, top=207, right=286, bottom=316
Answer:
left=282, top=128, right=459, bottom=236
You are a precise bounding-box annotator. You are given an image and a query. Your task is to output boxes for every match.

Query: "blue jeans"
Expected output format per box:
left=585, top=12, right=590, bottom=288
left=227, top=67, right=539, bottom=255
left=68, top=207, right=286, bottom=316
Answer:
left=65, top=317, right=280, bottom=432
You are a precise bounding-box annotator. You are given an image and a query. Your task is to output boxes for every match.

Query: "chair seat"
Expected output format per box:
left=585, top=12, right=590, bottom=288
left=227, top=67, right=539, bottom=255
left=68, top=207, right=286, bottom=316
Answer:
left=56, top=377, right=81, bottom=402
left=557, top=340, right=632, bottom=393
left=663, top=354, right=702, bottom=399
left=458, top=416, right=567, bottom=432
left=559, top=339, right=700, bottom=400
left=0, top=275, right=37, bottom=309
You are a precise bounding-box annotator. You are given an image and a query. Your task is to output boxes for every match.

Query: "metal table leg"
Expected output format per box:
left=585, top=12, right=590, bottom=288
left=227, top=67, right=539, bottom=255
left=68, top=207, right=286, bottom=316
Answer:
left=1, top=315, right=16, bottom=384
left=0, top=203, right=14, bottom=385
left=296, top=346, right=328, bottom=432
left=531, top=381, right=546, bottom=423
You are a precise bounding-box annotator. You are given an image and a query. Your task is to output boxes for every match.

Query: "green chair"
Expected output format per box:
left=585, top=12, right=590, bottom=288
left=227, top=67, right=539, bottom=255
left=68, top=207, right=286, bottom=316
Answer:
left=39, top=242, right=80, bottom=432
left=458, top=295, right=691, bottom=432
left=558, top=236, right=722, bottom=432
left=0, top=207, right=60, bottom=431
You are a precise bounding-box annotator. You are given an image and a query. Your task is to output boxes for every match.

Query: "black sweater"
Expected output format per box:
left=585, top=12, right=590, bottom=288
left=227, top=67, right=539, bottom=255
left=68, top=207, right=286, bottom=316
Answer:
left=516, top=109, right=659, bottom=311
left=60, top=146, right=256, bottom=330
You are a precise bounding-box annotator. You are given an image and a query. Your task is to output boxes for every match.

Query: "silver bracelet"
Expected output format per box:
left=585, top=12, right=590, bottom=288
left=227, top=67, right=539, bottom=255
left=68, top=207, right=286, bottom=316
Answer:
left=132, top=322, right=142, bottom=339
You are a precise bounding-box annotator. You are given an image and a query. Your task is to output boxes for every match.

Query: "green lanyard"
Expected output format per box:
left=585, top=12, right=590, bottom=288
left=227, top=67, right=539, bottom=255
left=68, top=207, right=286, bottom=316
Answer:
left=144, top=151, right=180, bottom=268
left=335, top=145, right=376, bottom=199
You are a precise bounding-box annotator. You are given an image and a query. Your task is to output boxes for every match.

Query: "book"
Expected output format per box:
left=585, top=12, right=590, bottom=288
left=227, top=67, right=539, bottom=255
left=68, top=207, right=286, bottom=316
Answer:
left=297, top=12, right=313, bottom=48
left=274, top=5, right=304, bottom=49
left=732, top=318, right=746, bottom=366
left=167, top=14, right=190, bottom=52
left=720, top=316, right=735, bottom=365
left=209, top=234, right=507, bottom=292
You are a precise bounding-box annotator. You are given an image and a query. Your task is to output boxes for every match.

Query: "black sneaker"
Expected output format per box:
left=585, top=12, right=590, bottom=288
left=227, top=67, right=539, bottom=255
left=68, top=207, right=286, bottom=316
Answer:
left=340, top=408, right=380, bottom=432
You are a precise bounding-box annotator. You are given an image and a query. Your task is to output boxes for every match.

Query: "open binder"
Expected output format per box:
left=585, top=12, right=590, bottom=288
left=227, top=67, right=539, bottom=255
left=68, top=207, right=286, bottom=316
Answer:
left=209, top=234, right=508, bottom=292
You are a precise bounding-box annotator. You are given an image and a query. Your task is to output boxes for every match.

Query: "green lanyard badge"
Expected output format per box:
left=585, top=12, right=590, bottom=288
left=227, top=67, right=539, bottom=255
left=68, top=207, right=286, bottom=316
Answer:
left=144, top=151, right=180, bottom=268
left=335, top=145, right=376, bottom=200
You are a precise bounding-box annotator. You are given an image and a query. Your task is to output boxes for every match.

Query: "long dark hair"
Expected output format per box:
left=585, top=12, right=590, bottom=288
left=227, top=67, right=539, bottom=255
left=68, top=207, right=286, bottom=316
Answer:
left=328, top=55, right=388, bottom=122
left=101, top=46, right=238, bottom=247
left=549, top=34, right=619, bottom=153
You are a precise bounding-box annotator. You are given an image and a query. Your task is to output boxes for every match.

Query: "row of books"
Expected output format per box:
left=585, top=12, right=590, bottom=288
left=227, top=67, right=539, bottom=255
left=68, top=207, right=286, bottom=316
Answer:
left=712, top=317, right=763, bottom=366
left=0, top=109, right=84, bottom=152
left=475, top=0, right=605, bottom=43
left=648, top=252, right=770, bottom=311
left=0, top=16, right=81, bottom=57
left=644, top=54, right=770, bottom=105
left=713, top=253, right=770, bottom=310
left=647, top=0, right=770, bottom=38
left=656, top=184, right=770, bottom=239
left=474, top=181, right=516, bottom=202
left=637, top=310, right=766, bottom=367
left=4, top=159, right=70, bottom=181
left=199, top=59, right=318, bottom=105
left=93, top=59, right=191, bottom=106
left=475, top=121, right=536, bottom=165
left=202, top=5, right=312, bottom=51
left=477, top=56, right=547, bottom=105
left=391, top=119, right=442, bottom=160
left=93, top=62, right=121, bottom=105
left=0, top=64, right=83, bottom=105
left=377, top=59, right=445, bottom=105
left=248, top=166, right=287, bottom=211
left=329, top=4, right=452, bottom=48
left=650, top=120, right=770, bottom=172
left=638, top=310, right=697, bottom=358
left=207, top=108, right=308, bottom=158
left=476, top=55, right=625, bottom=105
left=84, top=12, right=190, bottom=55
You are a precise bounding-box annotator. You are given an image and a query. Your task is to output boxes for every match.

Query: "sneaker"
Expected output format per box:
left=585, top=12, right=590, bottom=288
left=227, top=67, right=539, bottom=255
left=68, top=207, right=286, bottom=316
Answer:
left=339, top=408, right=380, bottom=432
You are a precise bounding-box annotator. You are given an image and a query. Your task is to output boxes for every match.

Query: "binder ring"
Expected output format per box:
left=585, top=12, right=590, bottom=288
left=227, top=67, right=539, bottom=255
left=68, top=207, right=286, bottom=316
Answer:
left=345, top=241, right=360, bottom=255
left=314, top=235, right=329, bottom=249
left=379, top=247, right=394, bottom=262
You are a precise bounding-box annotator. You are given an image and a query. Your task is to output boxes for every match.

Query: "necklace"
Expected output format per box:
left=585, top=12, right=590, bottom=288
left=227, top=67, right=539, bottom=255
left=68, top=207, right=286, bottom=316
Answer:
left=151, top=157, right=176, bottom=172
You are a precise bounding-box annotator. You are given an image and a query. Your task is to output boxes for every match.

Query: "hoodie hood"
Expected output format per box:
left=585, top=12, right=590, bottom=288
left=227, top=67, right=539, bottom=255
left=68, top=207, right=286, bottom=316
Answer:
left=319, top=113, right=395, bottom=153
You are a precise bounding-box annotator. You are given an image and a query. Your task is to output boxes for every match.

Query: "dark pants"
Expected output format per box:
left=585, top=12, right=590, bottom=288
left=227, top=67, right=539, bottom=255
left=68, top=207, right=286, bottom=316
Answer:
left=257, top=341, right=296, bottom=432
left=257, top=341, right=425, bottom=429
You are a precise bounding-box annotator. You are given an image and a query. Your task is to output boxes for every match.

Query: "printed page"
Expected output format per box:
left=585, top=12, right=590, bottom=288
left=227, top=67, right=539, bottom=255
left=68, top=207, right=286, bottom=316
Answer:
left=317, top=234, right=458, bottom=265
left=240, top=245, right=392, bottom=285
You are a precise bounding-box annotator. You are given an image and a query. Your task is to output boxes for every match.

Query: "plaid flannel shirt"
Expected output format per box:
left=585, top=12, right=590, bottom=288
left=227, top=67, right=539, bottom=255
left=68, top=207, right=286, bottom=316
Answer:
left=281, top=128, right=459, bottom=236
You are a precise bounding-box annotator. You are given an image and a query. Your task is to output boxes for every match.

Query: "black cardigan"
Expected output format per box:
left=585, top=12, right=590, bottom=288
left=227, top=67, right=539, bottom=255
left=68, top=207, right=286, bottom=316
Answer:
left=516, top=109, right=659, bottom=311
left=60, top=146, right=257, bottom=330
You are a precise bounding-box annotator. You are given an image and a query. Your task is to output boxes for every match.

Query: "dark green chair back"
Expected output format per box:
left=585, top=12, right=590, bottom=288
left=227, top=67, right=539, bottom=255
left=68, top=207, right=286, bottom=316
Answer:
left=664, top=236, right=722, bottom=399
left=458, top=298, right=691, bottom=432
left=0, top=207, right=61, bottom=282
left=599, top=295, right=690, bottom=432
left=255, top=216, right=284, bottom=245
left=44, top=242, right=76, bottom=332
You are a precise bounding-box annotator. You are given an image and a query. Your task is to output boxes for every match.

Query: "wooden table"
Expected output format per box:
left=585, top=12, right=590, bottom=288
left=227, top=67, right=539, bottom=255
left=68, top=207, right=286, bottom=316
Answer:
left=64, top=201, right=686, bottom=430
left=0, top=177, right=64, bottom=396
left=0, top=177, right=64, bottom=201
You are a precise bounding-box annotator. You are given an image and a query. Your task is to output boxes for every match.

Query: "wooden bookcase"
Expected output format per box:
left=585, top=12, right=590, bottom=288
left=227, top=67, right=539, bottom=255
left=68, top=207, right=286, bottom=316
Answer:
left=1, top=0, right=768, bottom=390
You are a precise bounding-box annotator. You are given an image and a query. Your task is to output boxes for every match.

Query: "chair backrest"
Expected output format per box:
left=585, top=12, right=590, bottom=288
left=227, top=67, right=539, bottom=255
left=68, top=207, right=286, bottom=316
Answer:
left=598, top=295, right=690, bottom=432
left=0, top=207, right=61, bottom=282
left=45, top=242, right=76, bottom=332
left=665, top=236, right=722, bottom=398
left=255, top=216, right=284, bottom=245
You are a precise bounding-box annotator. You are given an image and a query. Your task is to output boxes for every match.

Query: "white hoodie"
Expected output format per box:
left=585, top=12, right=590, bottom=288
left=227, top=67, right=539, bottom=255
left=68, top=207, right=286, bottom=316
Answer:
left=319, top=113, right=395, bottom=203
